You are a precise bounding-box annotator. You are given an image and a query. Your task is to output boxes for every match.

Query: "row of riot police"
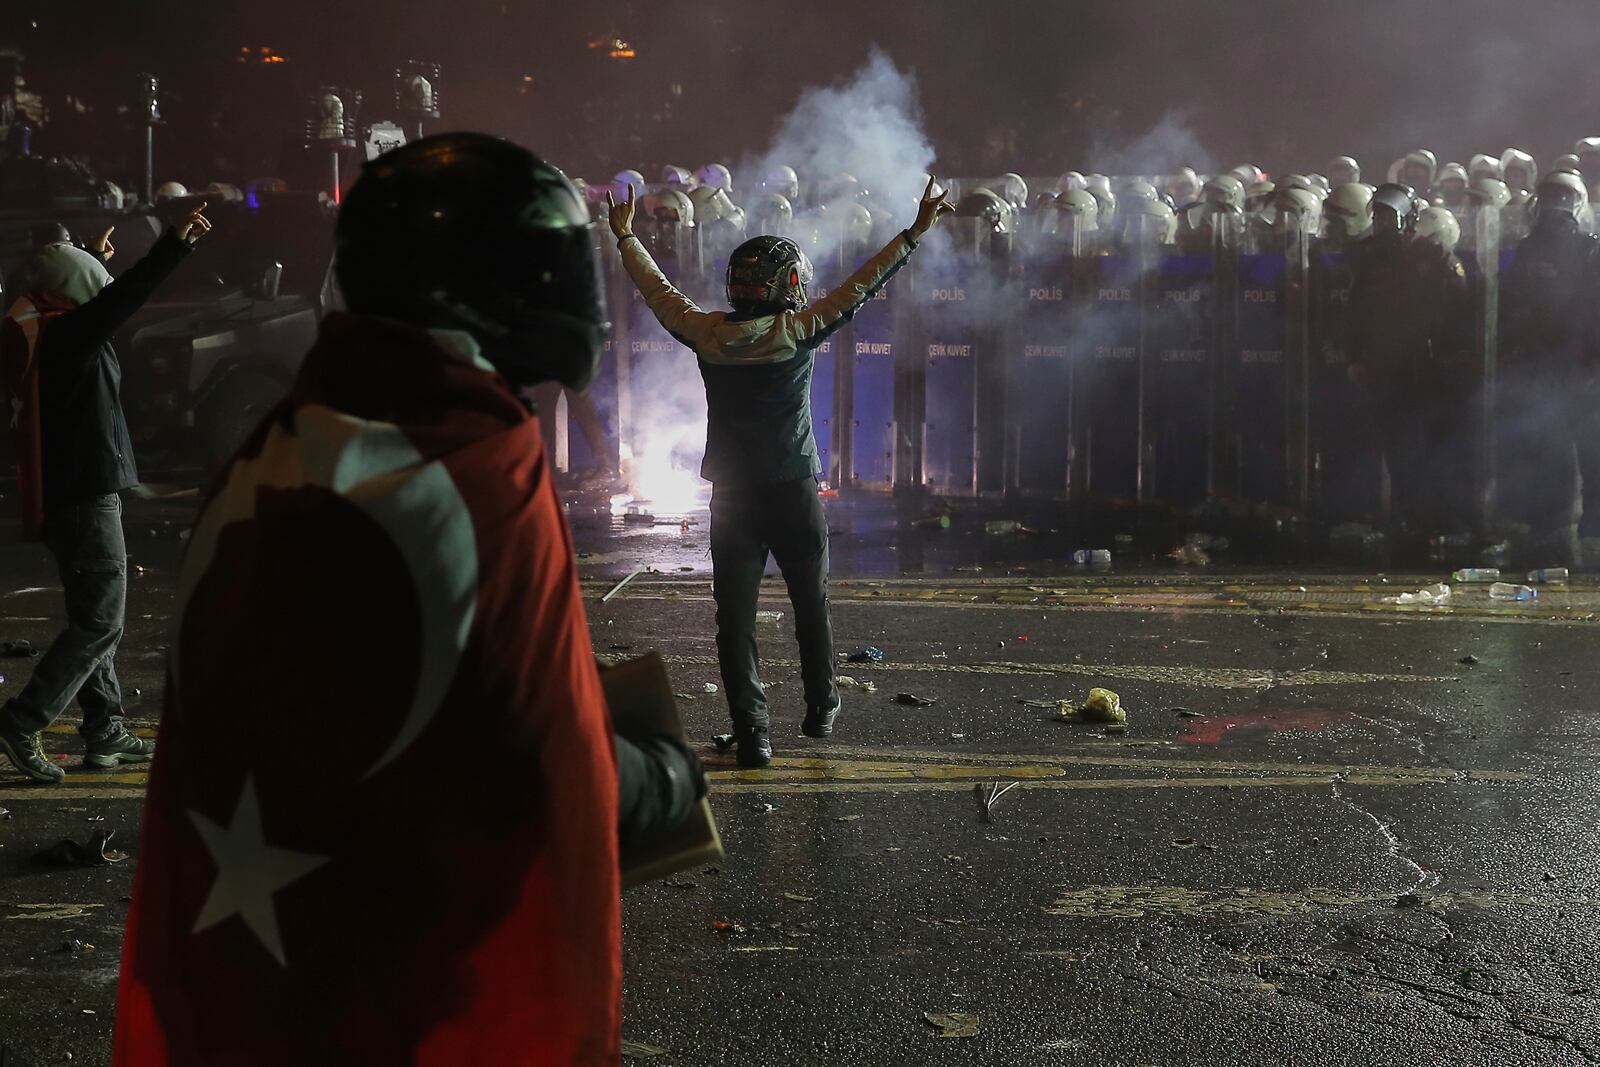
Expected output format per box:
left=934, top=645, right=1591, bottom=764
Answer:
left=558, top=155, right=1600, bottom=562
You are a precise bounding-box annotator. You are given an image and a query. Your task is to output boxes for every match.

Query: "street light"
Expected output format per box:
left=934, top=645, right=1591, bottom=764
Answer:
left=395, top=61, right=441, bottom=141
left=306, top=86, right=360, bottom=203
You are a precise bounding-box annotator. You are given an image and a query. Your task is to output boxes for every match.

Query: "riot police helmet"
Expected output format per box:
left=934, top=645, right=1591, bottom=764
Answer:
left=750, top=191, right=794, bottom=235
left=1501, top=149, right=1537, bottom=191
left=726, top=235, right=813, bottom=313
left=697, top=163, right=734, bottom=193
left=763, top=164, right=800, bottom=201
left=335, top=132, right=607, bottom=390
left=1531, top=170, right=1588, bottom=223
left=955, top=187, right=1015, bottom=235
left=1055, top=188, right=1100, bottom=232
left=1328, top=156, right=1361, bottom=187
left=1414, top=206, right=1461, bottom=252
left=1323, top=182, right=1374, bottom=239
left=612, top=169, right=647, bottom=198
left=1467, top=154, right=1501, bottom=182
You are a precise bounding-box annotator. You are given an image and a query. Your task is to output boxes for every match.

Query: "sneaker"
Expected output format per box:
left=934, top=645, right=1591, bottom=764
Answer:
left=0, top=722, right=66, bottom=783
left=734, top=725, right=772, bottom=769
left=802, top=700, right=841, bottom=739
left=84, top=727, right=154, bottom=769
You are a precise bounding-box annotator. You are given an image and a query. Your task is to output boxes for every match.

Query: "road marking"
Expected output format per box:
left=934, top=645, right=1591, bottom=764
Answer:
left=1043, top=884, right=1596, bottom=918
left=707, top=773, right=1512, bottom=795
left=5, top=903, right=106, bottom=921
left=660, top=654, right=1444, bottom=689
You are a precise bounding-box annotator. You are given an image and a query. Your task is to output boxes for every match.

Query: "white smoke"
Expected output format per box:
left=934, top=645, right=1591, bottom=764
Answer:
left=1085, top=110, right=1217, bottom=180
left=744, top=49, right=938, bottom=261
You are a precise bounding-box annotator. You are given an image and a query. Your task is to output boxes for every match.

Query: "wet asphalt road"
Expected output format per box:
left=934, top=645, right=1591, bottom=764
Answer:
left=0, top=491, right=1597, bottom=1065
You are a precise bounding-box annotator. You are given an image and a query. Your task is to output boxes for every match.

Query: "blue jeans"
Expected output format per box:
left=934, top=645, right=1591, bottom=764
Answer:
left=3, top=494, right=127, bottom=739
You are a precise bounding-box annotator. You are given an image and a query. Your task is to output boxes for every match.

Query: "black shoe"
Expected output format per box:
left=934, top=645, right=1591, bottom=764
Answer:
left=802, top=700, right=841, bottom=739
left=84, top=726, right=155, bottom=769
left=0, top=719, right=65, bottom=784
left=735, top=726, right=772, bottom=769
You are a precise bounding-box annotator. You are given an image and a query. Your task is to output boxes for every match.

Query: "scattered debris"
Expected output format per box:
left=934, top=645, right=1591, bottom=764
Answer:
left=664, top=879, right=697, bottom=890
left=1489, top=582, right=1537, bottom=602
left=974, top=781, right=1018, bottom=823
left=33, top=830, right=126, bottom=868
left=783, top=892, right=815, bottom=902
left=600, top=566, right=647, bottom=603
left=1385, top=583, right=1452, bottom=606
left=1395, top=893, right=1425, bottom=908
left=757, top=803, right=780, bottom=814
left=924, top=1012, right=981, bottom=1039
left=894, top=693, right=936, bottom=706
left=1, top=639, right=38, bottom=658
left=1104, top=723, right=1128, bottom=736
left=1459, top=654, right=1479, bottom=666
left=834, top=814, right=864, bottom=823
left=844, top=647, right=885, bottom=664
left=754, top=610, right=785, bottom=623
left=1075, top=688, right=1126, bottom=724
left=1017, top=698, right=1059, bottom=710
left=711, top=734, right=736, bottom=750
left=1071, top=548, right=1112, bottom=565
left=701, top=682, right=719, bottom=694
left=608, top=643, right=635, bottom=651
left=836, top=676, right=878, bottom=693
left=621, top=1040, right=668, bottom=1059
left=1171, top=837, right=1199, bottom=849
left=711, top=920, right=745, bottom=933
left=1173, top=708, right=1204, bottom=718
left=984, top=520, right=1021, bottom=536
left=913, top=514, right=952, bottom=530
left=1527, top=567, right=1569, bottom=584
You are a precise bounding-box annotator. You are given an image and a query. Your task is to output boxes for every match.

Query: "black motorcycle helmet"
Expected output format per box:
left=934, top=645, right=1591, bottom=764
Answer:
left=726, top=235, right=813, bottom=312
left=1369, top=182, right=1418, bottom=235
left=335, top=132, right=607, bottom=390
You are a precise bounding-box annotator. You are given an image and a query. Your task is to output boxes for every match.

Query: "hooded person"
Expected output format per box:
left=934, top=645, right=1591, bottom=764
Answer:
left=113, top=133, right=705, bottom=1065
left=607, top=176, right=955, bottom=768
left=0, top=211, right=208, bottom=783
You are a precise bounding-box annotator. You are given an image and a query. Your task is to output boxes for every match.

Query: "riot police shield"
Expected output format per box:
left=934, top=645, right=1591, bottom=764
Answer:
left=910, top=226, right=989, bottom=496
left=1234, top=253, right=1289, bottom=504
left=1146, top=253, right=1215, bottom=507
left=1076, top=254, right=1145, bottom=503
left=1011, top=245, right=1078, bottom=496
left=1309, top=246, right=1369, bottom=520
left=846, top=254, right=898, bottom=488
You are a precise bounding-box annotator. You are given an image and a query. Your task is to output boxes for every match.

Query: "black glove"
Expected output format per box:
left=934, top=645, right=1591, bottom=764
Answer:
left=615, top=732, right=708, bottom=851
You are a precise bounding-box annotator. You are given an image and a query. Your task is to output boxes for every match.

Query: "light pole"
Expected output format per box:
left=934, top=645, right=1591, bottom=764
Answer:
left=307, top=86, right=360, bottom=203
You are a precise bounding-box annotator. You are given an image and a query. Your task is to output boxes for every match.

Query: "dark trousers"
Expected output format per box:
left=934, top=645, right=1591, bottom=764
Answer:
left=4, top=494, right=127, bottom=739
left=1497, top=368, right=1598, bottom=540
left=709, top=477, right=837, bottom=730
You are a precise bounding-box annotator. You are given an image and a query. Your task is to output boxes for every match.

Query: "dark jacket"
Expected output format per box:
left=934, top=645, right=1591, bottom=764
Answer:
left=1347, top=231, right=1470, bottom=394
left=1501, top=213, right=1600, bottom=377
left=620, top=233, right=915, bottom=486
left=37, top=230, right=190, bottom=507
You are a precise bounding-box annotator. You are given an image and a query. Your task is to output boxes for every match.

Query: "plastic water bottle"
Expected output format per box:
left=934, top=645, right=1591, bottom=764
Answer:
left=1073, top=549, right=1112, bottom=565
left=1527, top=568, right=1569, bottom=584
left=1489, top=582, right=1537, bottom=601
left=1451, top=568, right=1500, bottom=583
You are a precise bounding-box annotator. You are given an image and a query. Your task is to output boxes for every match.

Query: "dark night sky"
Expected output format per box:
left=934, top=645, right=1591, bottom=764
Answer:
left=4, top=0, right=1598, bottom=186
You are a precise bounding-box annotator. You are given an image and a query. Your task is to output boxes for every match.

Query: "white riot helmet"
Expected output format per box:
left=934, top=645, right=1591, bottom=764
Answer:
left=750, top=191, right=794, bottom=235
left=1245, top=180, right=1276, bottom=213
left=1501, top=149, right=1537, bottom=192
left=1467, top=154, right=1502, bottom=183
left=1322, top=182, right=1374, bottom=241
left=660, top=164, right=695, bottom=188
left=697, top=163, right=734, bottom=193
left=1435, top=163, right=1469, bottom=204
left=762, top=164, right=799, bottom=201
left=1118, top=178, right=1159, bottom=203
left=1276, top=174, right=1316, bottom=194
left=1055, top=188, right=1100, bottom=232
left=612, top=169, right=646, bottom=198
left=1202, top=174, right=1247, bottom=212
left=1328, top=156, right=1360, bottom=187
left=984, top=172, right=1029, bottom=212
left=1575, top=138, right=1600, bottom=177
left=1468, top=176, right=1511, bottom=211
left=1120, top=194, right=1177, bottom=247
left=1166, top=167, right=1200, bottom=204
left=1056, top=170, right=1088, bottom=193
left=1268, top=187, right=1322, bottom=236
left=156, top=180, right=189, bottom=200
left=1414, top=206, right=1461, bottom=252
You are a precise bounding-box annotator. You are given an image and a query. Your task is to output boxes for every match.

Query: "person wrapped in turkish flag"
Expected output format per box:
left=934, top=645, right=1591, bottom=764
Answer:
left=115, top=135, right=704, bottom=1065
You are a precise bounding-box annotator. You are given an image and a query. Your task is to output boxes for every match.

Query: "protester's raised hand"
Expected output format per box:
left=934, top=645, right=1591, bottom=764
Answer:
left=94, top=226, right=116, bottom=261
left=910, top=175, right=956, bottom=239
left=606, top=185, right=636, bottom=240
left=177, top=203, right=212, bottom=245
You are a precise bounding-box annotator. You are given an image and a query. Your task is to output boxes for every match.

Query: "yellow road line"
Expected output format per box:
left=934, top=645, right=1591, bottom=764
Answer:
left=659, top=653, right=1444, bottom=689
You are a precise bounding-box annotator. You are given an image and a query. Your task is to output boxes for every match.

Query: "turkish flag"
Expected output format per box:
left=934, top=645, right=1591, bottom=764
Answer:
left=115, top=314, right=621, bottom=1064
left=1, top=293, right=71, bottom=541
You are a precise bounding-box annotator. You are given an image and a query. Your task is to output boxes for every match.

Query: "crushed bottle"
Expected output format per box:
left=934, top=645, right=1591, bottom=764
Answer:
left=1527, top=568, right=1569, bottom=584
left=1488, top=582, right=1537, bottom=601
left=1451, top=568, right=1500, bottom=583
left=1072, top=549, right=1112, bottom=565
left=1386, top=583, right=1452, bottom=605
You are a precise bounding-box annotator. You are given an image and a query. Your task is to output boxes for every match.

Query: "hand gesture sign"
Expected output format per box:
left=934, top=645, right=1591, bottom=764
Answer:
left=93, top=226, right=116, bottom=262
left=177, top=203, right=212, bottom=245
left=910, top=175, right=956, bottom=239
left=606, top=185, right=636, bottom=240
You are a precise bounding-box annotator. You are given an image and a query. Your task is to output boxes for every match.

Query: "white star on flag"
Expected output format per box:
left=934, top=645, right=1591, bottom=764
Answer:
left=189, top=775, right=330, bottom=967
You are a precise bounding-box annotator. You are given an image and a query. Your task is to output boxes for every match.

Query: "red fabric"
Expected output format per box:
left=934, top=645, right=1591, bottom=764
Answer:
left=115, top=314, right=621, bottom=1065
left=1, top=293, right=72, bottom=540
